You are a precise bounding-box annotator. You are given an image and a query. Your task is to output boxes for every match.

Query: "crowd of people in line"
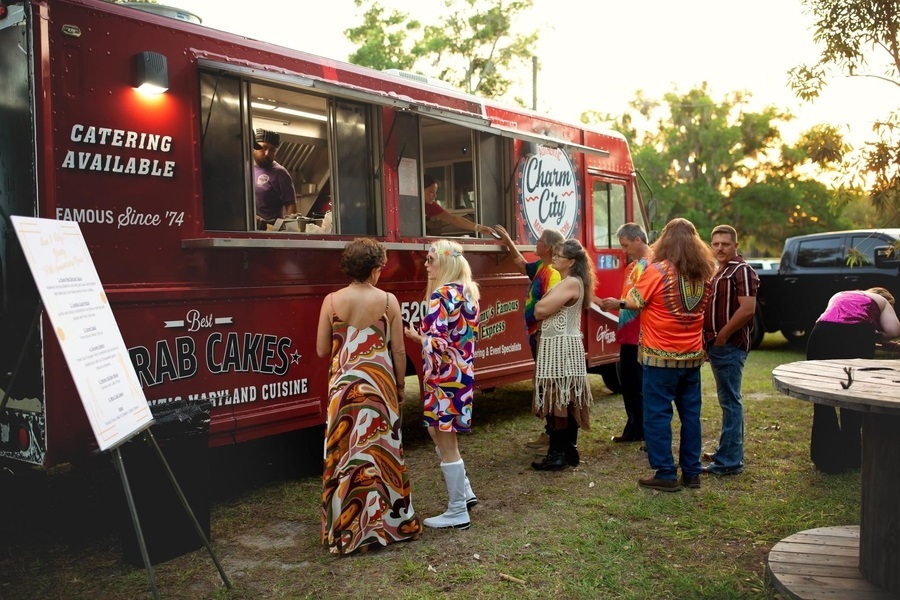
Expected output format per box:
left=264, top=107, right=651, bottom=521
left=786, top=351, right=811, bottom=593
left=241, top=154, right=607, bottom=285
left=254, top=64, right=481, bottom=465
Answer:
left=314, top=216, right=900, bottom=555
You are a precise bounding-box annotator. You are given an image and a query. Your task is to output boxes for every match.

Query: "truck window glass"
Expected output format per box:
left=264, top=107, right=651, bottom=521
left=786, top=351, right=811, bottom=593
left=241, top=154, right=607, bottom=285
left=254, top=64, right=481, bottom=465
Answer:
left=796, top=237, right=843, bottom=268
left=199, top=72, right=247, bottom=231
left=422, top=117, right=478, bottom=237
left=395, top=113, right=424, bottom=237
left=591, top=181, right=626, bottom=249
left=476, top=132, right=507, bottom=230
left=332, top=99, right=379, bottom=235
left=850, top=234, right=889, bottom=266
left=250, top=83, right=334, bottom=233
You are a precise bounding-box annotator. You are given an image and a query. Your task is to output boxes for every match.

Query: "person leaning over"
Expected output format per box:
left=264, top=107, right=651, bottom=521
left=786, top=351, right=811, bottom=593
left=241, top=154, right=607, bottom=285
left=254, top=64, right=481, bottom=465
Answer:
left=423, top=175, right=496, bottom=237
left=315, top=238, right=420, bottom=555
left=806, top=287, right=900, bottom=474
left=494, top=224, right=565, bottom=450
left=623, top=218, right=716, bottom=492
left=599, top=223, right=652, bottom=444
left=530, top=239, right=596, bottom=470
left=252, top=128, right=297, bottom=229
left=404, top=240, right=480, bottom=529
left=702, top=224, right=759, bottom=476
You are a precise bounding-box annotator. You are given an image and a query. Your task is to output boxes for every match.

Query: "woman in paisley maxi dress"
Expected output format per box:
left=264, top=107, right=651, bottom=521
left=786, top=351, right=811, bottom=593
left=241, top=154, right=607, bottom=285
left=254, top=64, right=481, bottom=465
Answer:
left=404, top=240, right=480, bottom=530
left=316, top=238, right=420, bottom=555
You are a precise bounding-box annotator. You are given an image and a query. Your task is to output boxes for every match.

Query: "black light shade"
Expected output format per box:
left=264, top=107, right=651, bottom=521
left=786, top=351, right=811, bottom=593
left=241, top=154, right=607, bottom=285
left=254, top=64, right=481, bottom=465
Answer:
left=133, top=51, right=168, bottom=93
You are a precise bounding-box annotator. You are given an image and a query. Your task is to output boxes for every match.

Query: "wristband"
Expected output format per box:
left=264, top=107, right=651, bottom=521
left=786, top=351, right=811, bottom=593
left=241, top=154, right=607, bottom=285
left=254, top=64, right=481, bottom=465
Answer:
left=619, top=300, right=626, bottom=309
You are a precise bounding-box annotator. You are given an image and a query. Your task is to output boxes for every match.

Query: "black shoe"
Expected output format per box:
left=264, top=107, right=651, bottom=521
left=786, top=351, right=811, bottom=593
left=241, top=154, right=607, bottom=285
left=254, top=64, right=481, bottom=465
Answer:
left=564, top=444, right=580, bottom=467
left=681, top=475, right=701, bottom=489
left=638, top=475, right=681, bottom=492
left=532, top=450, right=566, bottom=471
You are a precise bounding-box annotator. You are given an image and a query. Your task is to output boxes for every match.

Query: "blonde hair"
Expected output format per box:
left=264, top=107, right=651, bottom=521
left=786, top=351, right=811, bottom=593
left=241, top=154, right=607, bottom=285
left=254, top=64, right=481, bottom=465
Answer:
left=867, top=287, right=895, bottom=306
left=425, top=240, right=480, bottom=303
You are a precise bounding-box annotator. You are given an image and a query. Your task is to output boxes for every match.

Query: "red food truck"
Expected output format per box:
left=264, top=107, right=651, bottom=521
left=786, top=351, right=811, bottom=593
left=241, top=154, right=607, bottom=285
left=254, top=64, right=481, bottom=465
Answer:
left=0, top=0, right=653, bottom=467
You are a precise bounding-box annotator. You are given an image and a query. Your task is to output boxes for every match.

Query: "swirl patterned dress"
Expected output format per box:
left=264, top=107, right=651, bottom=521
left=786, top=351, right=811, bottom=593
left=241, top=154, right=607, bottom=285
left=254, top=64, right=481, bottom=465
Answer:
left=421, top=283, right=479, bottom=433
left=322, top=311, right=420, bottom=555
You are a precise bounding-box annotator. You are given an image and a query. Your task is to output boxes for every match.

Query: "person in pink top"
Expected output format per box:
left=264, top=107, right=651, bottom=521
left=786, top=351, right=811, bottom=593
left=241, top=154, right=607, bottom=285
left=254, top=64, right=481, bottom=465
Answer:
left=806, top=287, right=900, bottom=474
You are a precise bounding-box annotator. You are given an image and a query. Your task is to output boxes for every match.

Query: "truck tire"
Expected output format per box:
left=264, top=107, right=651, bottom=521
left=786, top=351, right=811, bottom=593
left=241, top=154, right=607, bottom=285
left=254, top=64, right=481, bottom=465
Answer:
left=598, top=363, right=623, bottom=393
left=750, top=309, right=765, bottom=349
left=782, top=328, right=810, bottom=350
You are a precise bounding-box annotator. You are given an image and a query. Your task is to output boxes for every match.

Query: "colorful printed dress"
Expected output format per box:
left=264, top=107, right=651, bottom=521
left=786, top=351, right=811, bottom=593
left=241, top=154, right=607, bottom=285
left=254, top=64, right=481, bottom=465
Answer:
left=322, top=308, right=420, bottom=555
left=421, top=283, right=479, bottom=433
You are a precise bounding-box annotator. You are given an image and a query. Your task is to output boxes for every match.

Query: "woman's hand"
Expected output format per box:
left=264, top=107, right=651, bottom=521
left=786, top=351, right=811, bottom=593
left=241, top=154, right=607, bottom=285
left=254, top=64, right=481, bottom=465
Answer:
left=403, top=323, right=422, bottom=344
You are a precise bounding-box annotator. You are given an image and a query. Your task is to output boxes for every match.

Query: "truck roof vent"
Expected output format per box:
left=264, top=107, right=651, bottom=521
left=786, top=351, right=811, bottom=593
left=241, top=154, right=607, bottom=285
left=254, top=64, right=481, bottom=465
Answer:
left=383, top=69, right=456, bottom=90
left=117, top=2, right=202, bottom=25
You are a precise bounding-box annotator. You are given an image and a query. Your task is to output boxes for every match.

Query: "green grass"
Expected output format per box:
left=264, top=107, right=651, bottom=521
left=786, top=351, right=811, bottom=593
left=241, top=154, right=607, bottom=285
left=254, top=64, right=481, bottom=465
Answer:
left=0, top=333, right=862, bottom=599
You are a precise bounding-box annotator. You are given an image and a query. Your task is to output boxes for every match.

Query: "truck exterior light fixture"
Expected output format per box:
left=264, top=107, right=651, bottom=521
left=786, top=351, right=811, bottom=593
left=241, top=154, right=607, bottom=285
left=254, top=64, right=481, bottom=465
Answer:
left=133, top=51, right=168, bottom=94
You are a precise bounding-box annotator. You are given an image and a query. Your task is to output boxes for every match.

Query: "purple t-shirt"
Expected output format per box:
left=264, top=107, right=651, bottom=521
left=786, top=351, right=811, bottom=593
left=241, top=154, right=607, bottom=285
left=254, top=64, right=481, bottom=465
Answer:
left=817, top=291, right=881, bottom=326
left=254, top=161, right=296, bottom=220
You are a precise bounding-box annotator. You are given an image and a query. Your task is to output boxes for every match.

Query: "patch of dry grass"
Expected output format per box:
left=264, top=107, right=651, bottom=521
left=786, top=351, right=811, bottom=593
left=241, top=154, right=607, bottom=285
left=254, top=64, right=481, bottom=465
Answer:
left=0, top=334, right=862, bottom=599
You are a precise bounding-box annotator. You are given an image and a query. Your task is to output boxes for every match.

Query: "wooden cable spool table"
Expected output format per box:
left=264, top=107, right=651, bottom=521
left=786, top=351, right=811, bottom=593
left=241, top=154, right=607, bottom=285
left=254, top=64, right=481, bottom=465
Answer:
left=769, top=359, right=900, bottom=599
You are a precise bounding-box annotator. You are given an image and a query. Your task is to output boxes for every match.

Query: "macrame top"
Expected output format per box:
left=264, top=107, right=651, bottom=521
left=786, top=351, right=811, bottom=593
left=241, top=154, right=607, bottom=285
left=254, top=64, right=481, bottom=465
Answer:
left=534, top=277, right=592, bottom=414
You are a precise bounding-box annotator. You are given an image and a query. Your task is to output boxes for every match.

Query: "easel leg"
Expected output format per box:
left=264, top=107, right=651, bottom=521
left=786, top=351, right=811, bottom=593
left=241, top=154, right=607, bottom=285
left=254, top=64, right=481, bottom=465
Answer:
left=112, top=447, right=160, bottom=600
left=143, top=430, right=232, bottom=589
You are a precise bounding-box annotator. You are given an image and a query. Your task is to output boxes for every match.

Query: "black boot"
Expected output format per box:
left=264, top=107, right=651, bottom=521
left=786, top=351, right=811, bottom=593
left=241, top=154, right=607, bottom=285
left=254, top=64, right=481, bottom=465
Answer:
left=532, top=430, right=566, bottom=471
left=565, top=425, right=580, bottom=467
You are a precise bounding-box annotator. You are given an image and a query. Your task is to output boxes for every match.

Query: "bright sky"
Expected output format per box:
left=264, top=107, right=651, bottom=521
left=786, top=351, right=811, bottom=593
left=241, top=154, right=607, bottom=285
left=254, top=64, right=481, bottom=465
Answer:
left=169, top=0, right=896, bottom=150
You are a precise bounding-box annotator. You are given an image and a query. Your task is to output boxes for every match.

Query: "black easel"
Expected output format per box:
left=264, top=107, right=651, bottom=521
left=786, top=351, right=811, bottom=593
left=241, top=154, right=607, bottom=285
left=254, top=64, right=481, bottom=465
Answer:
left=110, top=426, right=232, bottom=599
left=0, top=303, right=42, bottom=414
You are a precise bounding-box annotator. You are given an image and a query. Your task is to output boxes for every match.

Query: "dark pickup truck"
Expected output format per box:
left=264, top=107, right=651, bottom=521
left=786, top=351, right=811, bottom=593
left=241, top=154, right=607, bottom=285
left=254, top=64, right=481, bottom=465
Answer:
left=752, top=229, right=900, bottom=348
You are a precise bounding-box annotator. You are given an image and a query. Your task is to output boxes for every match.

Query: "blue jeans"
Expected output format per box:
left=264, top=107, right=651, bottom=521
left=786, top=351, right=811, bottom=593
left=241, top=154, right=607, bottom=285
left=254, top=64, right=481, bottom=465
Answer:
left=707, top=344, right=747, bottom=474
left=642, top=365, right=703, bottom=480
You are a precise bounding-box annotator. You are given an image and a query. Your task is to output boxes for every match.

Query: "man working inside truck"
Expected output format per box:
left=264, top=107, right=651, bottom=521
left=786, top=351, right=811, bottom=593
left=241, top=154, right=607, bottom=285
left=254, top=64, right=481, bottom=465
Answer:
left=253, top=128, right=297, bottom=230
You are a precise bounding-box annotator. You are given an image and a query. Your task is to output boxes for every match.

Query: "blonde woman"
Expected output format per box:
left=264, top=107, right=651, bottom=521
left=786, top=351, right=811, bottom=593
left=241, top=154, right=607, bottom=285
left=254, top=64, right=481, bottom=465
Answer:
left=531, top=239, right=596, bottom=470
left=404, top=240, right=480, bottom=529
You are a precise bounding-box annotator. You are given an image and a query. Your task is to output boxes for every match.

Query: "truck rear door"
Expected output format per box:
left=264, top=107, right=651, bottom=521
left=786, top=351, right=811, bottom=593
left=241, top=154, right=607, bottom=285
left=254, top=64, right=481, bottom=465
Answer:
left=781, top=233, right=847, bottom=335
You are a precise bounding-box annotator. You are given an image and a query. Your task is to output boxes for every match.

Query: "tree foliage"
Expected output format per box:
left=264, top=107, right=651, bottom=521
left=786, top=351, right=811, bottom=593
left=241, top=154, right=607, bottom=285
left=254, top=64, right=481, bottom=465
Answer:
left=789, top=0, right=900, bottom=218
left=585, top=84, right=864, bottom=255
left=346, top=2, right=423, bottom=71
left=345, top=0, right=537, bottom=98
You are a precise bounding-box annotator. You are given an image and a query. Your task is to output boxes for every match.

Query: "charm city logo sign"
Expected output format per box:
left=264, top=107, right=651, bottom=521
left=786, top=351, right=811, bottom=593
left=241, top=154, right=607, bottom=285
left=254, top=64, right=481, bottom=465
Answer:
left=517, top=146, right=580, bottom=242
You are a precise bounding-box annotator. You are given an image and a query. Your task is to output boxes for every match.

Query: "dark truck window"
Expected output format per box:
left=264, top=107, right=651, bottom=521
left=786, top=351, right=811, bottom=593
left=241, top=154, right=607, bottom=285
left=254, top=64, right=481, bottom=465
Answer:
left=199, top=72, right=246, bottom=231
left=796, top=237, right=844, bottom=268
left=850, top=234, right=893, bottom=267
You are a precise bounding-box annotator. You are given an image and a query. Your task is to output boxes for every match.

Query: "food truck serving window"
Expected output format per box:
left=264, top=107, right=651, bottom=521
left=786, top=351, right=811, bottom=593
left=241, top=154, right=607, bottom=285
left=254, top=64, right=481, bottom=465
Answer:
left=198, top=70, right=381, bottom=235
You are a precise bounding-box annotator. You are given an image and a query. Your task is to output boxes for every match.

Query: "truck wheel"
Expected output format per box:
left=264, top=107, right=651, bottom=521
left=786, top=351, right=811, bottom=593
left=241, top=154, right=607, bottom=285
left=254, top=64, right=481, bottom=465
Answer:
left=598, top=363, right=623, bottom=393
left=782, top=329, right=809, bottom=350
left=750, top=310, right=765, bottom=349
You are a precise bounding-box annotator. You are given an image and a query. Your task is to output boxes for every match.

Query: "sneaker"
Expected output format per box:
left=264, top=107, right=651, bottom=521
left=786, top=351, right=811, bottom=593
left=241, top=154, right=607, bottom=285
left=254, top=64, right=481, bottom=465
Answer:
left=611, top=435, right=643, bottom=443
left=701, top=464, right=743, bottom=476
left=638, top=475, right=681, bottom=492
left=681, top=475, right=701, bottom=489
left=525, top=432, right=550, bottom=449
